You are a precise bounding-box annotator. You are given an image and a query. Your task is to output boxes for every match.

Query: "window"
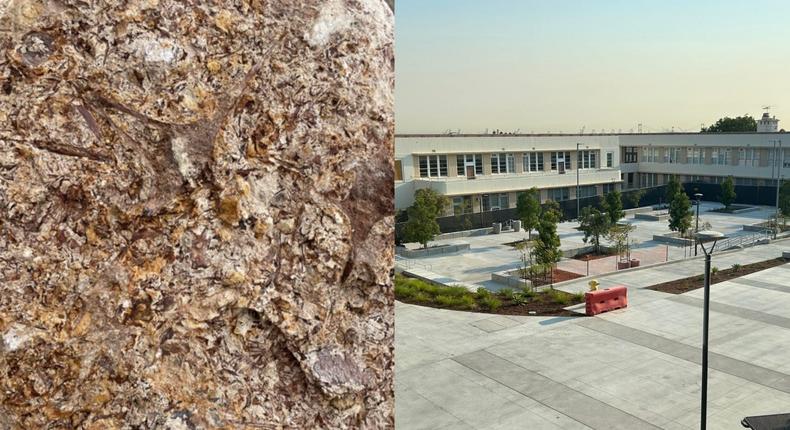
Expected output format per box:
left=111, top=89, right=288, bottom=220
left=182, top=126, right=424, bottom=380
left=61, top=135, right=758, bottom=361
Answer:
left=578, top=185, right=597, bottom=198
left=640, top=173, right=658, bottom=188
left=456, top=154, right=483, bottom=177
left=606, top=152, right=613, bottom=168
left=623, top=147, right=638, bottom=163
left=686, top=147, right=703, bottom=165
left=667, top=147, right=681, bottom=164
left=394, top=160, right=403, bottom=181
left=551, top=151, right=571, bottom=171
left=547, top=187, right=570, bottom=201
left=602, top=183, right=615, bottom=194
left=578, top=150, right=598, bottom=169
left=711, top=148, right=730, bottom=166
left=481, top=193, right=509, bottom=211
left=739, top=148, right=758, bottom=167
left=523, top=152, right=544, bottom=172
left=418, top=155, right=447, bottom=177
left=491, top=153, right=514, bottom=174
left=452, top=196, right=473, bottom=215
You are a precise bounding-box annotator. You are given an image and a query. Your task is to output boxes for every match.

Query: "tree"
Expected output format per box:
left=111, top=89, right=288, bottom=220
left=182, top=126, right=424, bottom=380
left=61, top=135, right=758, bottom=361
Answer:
left=578, top=206, right=611, bottom=254
left=720, top=176, right=736, bottom=209
left=605, top=223, right=636, bottom=263
left=516, top=188, right=541, bottom=240
left=601, top=191, right=624, bottom=225
left=403, top=189, right=449, bottom=248
left=625, top=189, right=645, bottom=208
left=542, top=199, right=562, bottom=223
left=668, top=190, right=692, bottom=236
left=701, top=115, right=757, bottom=133
left=665, top=175, right=682, bottom=204
left=533, top=203, right=562, bottom=270
left=779, top=181, right=790, bottom=218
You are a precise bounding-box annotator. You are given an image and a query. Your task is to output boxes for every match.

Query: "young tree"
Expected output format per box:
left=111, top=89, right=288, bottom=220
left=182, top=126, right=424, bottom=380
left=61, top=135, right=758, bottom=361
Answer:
left=533, top=204, right=562, bottom=273
left=668, top=190, right=692, bottom=236
left=665, top=175, right=682, bottom=204
left=604, top=223, right=636, bottom=263
left=720, top=176, right=736, bottom=209
left=601, top=191, right=624, bottom=225
left=578, top=206, right=611, bottom=254
left=403, top=189, right=449, bottom=248
left=516, top=187, right=541, bottom=240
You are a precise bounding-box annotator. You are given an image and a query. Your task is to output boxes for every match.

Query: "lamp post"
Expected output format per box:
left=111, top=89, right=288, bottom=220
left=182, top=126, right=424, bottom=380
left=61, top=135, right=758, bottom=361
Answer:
left=576, top=143, right=588, bottom=219
left=576, top=143, right=581, bottom=220
left=774, top=140, right=783, bottom=239
left=695, top=230, right=726, bottom=430
left=694, top=193, right=703, bottom=256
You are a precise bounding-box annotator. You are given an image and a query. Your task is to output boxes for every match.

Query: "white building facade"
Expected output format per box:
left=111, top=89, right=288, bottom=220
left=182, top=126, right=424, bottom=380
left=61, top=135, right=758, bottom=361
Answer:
left=395, top=128, right=786, bottom=216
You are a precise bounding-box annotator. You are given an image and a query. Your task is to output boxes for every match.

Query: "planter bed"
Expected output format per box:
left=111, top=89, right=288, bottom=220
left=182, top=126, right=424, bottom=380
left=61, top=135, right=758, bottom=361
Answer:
left=711, top=204, right=759, bottom=214
left=395, top=274, right=585, bottom=317
left=646, top=258, right=786, bottom=294
left=572, top=250, right=616, bottom=262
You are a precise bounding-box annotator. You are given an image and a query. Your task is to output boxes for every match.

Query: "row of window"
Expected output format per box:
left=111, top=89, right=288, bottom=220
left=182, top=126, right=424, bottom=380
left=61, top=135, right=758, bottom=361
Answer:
left=449, top=184, right=622, bottom=214
left=623, top=146, right=786, bottom=167
left=416, top=151, right=611, bottom=178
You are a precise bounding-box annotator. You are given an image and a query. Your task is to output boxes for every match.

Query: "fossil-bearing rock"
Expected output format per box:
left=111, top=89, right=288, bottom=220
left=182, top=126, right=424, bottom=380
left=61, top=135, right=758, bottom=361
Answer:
left=0, top=0, right=394, bottom=428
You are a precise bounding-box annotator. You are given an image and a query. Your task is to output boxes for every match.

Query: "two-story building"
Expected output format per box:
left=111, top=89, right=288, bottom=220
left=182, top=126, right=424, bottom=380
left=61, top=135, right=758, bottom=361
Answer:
left=395, top=116, right=785, bottom=217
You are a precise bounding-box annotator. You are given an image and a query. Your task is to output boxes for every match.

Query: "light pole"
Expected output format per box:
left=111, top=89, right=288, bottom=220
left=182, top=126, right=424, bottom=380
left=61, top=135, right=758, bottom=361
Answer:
left=694, top=193, right=703, bottom=256
left=695, top=230, right=725, bottom=430
left=774, top=140, right=783, bottom=239
left=576, top=142, right=588, bottom=219
left=576, top=143, right=581, bottom=220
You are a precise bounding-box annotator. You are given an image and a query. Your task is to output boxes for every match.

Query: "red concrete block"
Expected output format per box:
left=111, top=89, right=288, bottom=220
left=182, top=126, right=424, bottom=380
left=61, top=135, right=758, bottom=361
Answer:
left=585, top=286, right=628, bottom=316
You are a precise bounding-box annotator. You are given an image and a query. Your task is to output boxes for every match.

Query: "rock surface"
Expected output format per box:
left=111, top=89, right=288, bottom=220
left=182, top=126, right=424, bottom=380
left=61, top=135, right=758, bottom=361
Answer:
left=0, top=0, right=394, bottom=428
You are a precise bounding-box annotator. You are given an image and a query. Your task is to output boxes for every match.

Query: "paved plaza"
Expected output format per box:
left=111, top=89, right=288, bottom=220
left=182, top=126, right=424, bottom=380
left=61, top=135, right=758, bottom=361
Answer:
left=396, top=240, right=790, bottom=429
left=397, top=202, right=779, bottom=290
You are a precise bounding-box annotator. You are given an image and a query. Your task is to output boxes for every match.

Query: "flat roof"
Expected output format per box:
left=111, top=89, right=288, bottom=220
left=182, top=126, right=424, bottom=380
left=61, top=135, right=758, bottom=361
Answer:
left=396, top=132, right=786, bottom=138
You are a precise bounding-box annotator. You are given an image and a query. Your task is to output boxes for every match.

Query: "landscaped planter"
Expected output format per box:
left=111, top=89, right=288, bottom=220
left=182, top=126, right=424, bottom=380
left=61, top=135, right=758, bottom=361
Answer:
left=635, top=213, right=669, bottom=221
left=617, top=260, right=630, bottom=270
left=652, top=232, right=694, bottom=246
left=629, top=258, right=640, bottom=267
left=396, top=243, right=471, bottom=258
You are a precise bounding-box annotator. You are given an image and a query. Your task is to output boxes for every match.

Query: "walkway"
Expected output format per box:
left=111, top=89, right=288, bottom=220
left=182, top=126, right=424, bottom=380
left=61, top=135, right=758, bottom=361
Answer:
left=396, top=240, right=790, bottom=429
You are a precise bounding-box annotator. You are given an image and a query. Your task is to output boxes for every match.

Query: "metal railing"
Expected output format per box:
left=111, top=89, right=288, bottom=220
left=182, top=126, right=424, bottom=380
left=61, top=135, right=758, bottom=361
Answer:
left=715, top=230, right=772, bottom=251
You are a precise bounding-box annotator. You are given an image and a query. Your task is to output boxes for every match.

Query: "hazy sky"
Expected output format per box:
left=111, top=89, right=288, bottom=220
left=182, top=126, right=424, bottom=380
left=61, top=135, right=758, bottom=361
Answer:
left=395, top=0, right=790, bottom=134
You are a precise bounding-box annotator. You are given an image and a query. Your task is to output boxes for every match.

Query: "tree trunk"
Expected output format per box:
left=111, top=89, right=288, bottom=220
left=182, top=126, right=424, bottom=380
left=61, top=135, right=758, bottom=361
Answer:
left=0, top=1, right=394, bottom=428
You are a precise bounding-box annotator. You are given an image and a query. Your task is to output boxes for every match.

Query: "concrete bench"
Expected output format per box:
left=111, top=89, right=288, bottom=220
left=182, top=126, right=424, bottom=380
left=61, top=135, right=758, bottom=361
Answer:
left=585, top=286, right=628, bottom=316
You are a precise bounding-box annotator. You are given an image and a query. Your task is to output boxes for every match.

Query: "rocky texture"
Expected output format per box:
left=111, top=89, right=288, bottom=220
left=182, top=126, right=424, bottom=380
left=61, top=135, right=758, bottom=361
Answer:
left=0, top=0, right=394, bottom=428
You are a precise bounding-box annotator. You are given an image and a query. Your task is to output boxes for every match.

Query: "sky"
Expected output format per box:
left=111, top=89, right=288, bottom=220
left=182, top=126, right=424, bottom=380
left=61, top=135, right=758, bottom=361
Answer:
left=395, top=0, right=790, bottom=134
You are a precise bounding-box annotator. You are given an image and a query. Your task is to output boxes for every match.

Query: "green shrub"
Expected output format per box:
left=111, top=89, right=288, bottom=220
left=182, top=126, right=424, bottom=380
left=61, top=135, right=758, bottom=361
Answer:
left=520, top=286, right=536, bottom=298
left=511, top=293, right=529, bottom=305
left=572, top=292, right=585, bottom=303
left=412, top=292, right=431, bottom=303
left=476, top=287, right=491, bottom=299
left=732, top=263, right=742, bottom=272
left=479, top=296, right=502, bottom=311
left=498, top=288, right=515, bottom=300
left=394, top=283, right=415, bottom=300
left=436, top=294, right=475, bottom=309
left=547, top=288, right=571, bottom=305
left=444, top=285, right=471, bottom=297
left=711, top=266, right=719, bottom=277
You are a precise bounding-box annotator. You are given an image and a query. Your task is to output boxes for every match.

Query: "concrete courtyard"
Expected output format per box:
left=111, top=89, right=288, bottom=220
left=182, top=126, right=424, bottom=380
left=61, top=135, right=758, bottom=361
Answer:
left=397, top=202, right=779, bottom=290
left=396, top=240, right=790, bottom=429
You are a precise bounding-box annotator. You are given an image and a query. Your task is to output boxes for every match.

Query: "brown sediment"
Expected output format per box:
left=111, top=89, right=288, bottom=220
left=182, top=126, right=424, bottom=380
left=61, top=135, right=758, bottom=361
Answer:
left=0, top=0, right=394, bottom=428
